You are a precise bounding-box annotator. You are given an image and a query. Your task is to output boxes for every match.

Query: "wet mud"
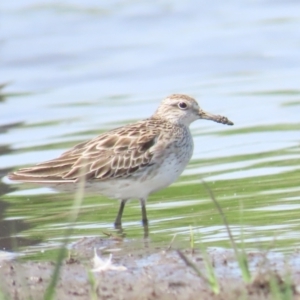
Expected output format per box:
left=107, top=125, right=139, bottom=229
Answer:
left=1, top=237, right=300, bottom=299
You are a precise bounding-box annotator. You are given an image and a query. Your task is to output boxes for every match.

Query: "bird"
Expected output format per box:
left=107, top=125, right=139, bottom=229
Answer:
left=8, top=94, right=233, bottom=227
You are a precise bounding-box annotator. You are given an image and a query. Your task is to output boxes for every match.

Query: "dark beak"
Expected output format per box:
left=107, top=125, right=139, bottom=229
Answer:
left=199, top=110, right=234, bottom=125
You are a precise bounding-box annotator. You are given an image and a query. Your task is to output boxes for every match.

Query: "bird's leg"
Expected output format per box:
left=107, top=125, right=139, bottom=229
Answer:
left=143, top=223, right=149, bottom=239
left=114, top=199, right=126, bottom=228
left=140, top=198, right=148, bottom=226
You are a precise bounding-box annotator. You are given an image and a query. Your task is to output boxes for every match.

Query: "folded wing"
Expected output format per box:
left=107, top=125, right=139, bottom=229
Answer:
left=8, top=122, right=159, bottom=183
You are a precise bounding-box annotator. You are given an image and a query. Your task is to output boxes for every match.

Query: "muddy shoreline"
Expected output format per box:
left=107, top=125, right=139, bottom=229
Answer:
left=1, top=237, right=300, bottom=299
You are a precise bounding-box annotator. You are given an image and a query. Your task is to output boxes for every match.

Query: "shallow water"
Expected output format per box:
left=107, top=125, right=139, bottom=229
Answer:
left=1, top=0, right=300, bottom=259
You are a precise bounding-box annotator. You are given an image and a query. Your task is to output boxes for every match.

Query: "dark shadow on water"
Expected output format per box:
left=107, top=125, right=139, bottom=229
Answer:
left=0, top=156, right=41, bottom=251
left=0, top=199, right=41, bottom=252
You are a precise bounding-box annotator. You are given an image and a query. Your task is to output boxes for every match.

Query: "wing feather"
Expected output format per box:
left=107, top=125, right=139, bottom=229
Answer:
left=8, top=120, right=161, bottom=183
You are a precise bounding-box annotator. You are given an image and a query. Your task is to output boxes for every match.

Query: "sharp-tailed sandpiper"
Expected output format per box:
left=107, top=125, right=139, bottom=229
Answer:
left=9, top=94, right=233, bottom=227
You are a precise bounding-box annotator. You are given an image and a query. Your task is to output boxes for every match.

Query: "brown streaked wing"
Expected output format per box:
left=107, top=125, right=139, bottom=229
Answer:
left=8, top=121, right=161, bottom=183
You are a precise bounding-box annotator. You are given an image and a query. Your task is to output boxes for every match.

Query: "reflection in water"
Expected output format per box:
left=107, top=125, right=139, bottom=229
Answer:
left=0, top=200, right=41, bottom=251
left=0, top=181, right=41, bottom=252
left=0, top=140, right=41, bottom=252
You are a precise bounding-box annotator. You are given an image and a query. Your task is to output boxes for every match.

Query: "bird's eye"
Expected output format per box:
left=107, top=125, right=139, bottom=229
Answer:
left=178, top=102, right=187, bottom=109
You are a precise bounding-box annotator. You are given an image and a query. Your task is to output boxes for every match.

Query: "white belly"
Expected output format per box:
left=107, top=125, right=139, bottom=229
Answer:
left=54, top=130, right=194, bottom=201
left=53, top=147, right=192, bottom=200
left=84, top=151, right=190, bottom=200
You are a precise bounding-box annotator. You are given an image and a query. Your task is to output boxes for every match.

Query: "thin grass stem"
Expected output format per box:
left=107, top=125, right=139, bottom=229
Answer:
left=44, top=166, right=86, bottom=300
left=201, top=180, right=251, bottom=283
